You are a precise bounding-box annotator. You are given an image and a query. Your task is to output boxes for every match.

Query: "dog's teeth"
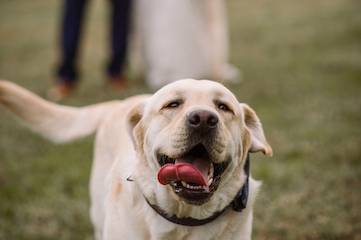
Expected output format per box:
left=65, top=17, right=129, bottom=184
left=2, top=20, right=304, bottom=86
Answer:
left=181, top=182, right=204, bottom=190
left=202, top=186, right=209, bottom=191
left=207, top=177, right=213, bottom=186
left=208, top=164, right=214, bottom=178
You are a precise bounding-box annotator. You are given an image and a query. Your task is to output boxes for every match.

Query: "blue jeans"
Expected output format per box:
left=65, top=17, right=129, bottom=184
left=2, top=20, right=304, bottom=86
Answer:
left=56, top=0, right=132, bottom=84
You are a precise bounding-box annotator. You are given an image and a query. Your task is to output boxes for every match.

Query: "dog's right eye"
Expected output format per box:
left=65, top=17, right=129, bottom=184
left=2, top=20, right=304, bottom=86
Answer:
left=163, top=100, right=182, bottom=109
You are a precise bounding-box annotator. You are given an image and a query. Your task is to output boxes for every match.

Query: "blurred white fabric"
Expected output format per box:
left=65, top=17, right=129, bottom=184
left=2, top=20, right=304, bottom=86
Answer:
left=131, top=0, right=240, bottom=89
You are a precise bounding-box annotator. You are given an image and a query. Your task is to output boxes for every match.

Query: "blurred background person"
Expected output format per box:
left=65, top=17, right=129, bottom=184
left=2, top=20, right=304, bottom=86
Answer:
left=132, top=0, right=240, bottom=89
left=49, top=0, right=132, bottom=101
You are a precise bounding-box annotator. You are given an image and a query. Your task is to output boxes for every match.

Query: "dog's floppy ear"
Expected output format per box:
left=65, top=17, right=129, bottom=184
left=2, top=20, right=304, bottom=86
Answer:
left=127, top=101, right=145, bottom=150
left=240, top=103, right=273, bottom=156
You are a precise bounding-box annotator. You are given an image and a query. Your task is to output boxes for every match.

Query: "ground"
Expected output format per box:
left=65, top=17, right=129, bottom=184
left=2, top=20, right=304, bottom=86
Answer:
left=0, top=0, right=360, bottom=239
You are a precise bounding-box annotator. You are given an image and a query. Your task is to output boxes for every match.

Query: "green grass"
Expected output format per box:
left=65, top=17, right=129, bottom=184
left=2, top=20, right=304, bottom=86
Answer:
left=1, top=0, right=360, bottom=239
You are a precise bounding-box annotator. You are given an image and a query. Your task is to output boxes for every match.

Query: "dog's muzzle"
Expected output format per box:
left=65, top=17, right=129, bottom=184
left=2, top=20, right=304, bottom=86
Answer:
left=157, top=143, right=230, bottom=205
left=155, top=109, right=230, bottom=204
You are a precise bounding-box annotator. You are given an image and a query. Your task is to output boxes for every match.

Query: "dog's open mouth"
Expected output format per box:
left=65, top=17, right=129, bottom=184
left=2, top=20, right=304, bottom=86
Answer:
left=157, top=144, right=230, bottom=204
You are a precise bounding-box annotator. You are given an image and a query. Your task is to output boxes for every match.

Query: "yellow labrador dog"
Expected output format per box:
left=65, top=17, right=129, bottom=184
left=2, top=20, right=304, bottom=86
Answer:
left=0, top=79, right=272, bottom=240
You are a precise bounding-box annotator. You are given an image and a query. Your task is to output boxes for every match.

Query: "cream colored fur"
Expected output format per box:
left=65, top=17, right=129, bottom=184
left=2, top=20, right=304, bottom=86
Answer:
left=0, top=79, right=272, bottom=240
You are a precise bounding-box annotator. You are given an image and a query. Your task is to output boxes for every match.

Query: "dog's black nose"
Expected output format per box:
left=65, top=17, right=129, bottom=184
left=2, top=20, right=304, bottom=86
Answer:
left=187, top=110, right=218, bottom=129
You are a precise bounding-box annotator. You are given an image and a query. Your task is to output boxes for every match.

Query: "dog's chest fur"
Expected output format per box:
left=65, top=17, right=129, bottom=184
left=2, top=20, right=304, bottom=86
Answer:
left=143, top=204, right=254, bottom=240
left=105, top=173, right=257, bottom=240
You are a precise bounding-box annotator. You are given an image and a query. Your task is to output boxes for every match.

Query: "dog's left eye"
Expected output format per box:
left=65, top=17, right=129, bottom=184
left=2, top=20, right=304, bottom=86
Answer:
left=217, top=102, right=232, bottom=112
left=164, top=100, right=182, bottom=109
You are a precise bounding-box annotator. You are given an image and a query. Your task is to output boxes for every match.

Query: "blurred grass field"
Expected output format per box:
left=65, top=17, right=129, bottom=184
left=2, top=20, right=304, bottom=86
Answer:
left=0, top=0, right=360, bottom=239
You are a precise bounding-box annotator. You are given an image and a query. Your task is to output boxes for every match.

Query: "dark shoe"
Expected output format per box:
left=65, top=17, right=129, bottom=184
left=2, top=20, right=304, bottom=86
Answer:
left=47, top=81, right=75, bottom=101
left=109, top=75, right=127, bottom=91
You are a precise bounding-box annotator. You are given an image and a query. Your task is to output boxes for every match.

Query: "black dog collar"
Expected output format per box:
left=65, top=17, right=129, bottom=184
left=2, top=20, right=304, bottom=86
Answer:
left=144, top=153, right=251, bottom=226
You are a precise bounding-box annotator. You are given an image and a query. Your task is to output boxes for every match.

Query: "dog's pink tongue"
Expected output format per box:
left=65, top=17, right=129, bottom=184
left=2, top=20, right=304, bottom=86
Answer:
left=157, top=159, right=209, bottom=186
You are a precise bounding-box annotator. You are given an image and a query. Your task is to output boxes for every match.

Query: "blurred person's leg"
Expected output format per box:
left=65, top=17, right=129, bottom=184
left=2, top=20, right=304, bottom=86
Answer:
left=50, top=0, right=89, bottom=100
left=107, top=0, right=132, bottom=90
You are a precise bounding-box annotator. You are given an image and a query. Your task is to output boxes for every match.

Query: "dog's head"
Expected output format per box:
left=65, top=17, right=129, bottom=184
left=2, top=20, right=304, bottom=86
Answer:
left=127, top=79, right=272, bottom=215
